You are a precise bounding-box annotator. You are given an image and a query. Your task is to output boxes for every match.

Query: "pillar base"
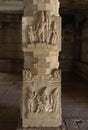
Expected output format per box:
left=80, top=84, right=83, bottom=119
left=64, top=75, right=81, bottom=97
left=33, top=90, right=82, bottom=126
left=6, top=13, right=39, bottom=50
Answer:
left=16, top=126, right=64, bottom=130
left=16, top=121, right=65, bottom=130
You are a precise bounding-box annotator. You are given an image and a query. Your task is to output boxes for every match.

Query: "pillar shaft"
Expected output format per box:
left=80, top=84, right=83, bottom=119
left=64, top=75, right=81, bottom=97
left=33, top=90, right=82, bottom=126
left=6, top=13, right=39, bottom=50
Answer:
left=17, top=0, right=62, bottom=129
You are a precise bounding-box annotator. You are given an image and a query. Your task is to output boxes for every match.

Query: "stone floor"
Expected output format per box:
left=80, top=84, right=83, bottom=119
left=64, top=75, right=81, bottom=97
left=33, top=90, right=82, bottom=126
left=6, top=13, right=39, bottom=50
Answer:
left=62, top=74, right=88, bottom=130
left=0, top=73, right=88, bottom=130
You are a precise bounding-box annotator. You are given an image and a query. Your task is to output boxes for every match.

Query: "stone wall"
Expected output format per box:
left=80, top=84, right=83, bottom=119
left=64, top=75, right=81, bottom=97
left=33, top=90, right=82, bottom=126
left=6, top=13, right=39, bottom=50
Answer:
left=81, top=18, right=88, bottom=63
left=60, top=14, right=75, bottom=72
left=0, top=13, right=23, bottom=73
left=74, top=17, right=88, bottom=79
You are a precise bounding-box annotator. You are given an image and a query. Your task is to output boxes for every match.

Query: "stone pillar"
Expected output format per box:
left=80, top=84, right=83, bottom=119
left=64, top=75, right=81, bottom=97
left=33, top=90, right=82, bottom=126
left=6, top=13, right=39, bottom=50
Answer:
left=17, top=0, right=62, bottom=130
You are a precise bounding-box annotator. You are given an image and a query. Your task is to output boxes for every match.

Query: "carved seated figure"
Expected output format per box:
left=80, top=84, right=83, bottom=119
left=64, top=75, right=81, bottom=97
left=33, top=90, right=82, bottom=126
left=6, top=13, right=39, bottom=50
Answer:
left=23, top=69, right=32, bottom=81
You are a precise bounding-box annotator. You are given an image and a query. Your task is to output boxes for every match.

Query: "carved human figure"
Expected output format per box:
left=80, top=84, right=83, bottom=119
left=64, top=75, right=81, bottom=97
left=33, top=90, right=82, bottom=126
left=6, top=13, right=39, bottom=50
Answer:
left=50, top=88, right=59, bottom=112
left=49, top=69, right=61, bottom=82
left=28, top=91, right=37, bottom=113
left=37, top=11, right=46, bottom=43
left=50, top=69, right=61, bottom=81
left=41, top=87, right=59, bottom=113
left=49, top=21, right=58, bottom=44
left=23, top=69, right=32, bottom=81
left=42, top=88, right=53, bottom=113
left=54, top=70, right=60, bottom=79
left=36, top=96, right=44, bottom=113
left=27, top=25, right=35, bottom=43
left=45, top=99, right=53, bottom=113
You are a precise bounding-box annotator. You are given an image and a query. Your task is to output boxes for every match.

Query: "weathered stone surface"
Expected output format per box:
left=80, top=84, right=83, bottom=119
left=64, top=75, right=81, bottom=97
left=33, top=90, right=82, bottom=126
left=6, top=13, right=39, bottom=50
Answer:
left=20, top=0, right=62, bottom=129
left=22, top=16, right=61, bottom=50
left=17, top=126, right=63, bottom=130
left=24, top=0, right=60, bottom=16
left=22, top=73, right=61, bottom=127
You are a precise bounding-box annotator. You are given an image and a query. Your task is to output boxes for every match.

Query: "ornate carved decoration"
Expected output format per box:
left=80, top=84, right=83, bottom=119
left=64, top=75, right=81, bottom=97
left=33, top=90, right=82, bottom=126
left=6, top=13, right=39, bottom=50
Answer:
left=23, top=69, right=32, bottom=81
left=50, top=69, right=61, bottom=81
left=49, top=21, right=58, bottom=45
left=24, top=86, right=59, bottom=117
left=23, top=11, right=59, bottom=46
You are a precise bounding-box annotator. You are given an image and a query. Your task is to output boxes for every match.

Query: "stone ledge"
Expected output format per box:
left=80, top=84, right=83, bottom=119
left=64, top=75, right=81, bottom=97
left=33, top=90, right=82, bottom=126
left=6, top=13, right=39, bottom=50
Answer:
left=17, top=126, right=64, bottom=130
left=16, top=120, right=65, bottom=130
left=0, top=1, right=23, bottom=13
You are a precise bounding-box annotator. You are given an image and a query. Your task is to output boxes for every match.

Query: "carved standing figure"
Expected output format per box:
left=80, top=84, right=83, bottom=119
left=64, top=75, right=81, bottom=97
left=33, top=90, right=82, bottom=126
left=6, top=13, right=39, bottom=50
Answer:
left=50, top=88, right=59, bottom=112
left=37, top=11, right=46, bottom=43
left=42, top=87, right=53, bottom=113
left=28, top=91, right=37, bottom=113
left=36, top=95, right=44, bottom=113
left=27, top=25, right=35, bottom=43
left=49, top=21, right=58, bottom=44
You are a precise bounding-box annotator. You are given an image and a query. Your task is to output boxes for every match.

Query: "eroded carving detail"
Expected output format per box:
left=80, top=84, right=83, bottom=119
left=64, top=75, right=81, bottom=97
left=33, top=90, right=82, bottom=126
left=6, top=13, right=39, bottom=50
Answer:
left=23, top=69, right=32, bottom=81
left=53, top=69, right=61, bottom=79
left=25, top=25, right=36, bottom=43
left=24, top=88, right=37, bottom=118
left=50, top=69, right=61, bottom=81
left=24, top=86, right=59, bottom=117
left=23, top=11, right=59, bottom=46
left=28, top=91, right=37, bottom=113
left=36, top=11, right=47, bottom=43
left=49, top=21, right=58, bottom=44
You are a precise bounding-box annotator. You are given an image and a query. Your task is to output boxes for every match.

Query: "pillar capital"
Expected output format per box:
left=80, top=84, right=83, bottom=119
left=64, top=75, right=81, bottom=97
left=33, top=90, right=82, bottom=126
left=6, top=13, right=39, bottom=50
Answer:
left=24, top=0, right=60, bottom=16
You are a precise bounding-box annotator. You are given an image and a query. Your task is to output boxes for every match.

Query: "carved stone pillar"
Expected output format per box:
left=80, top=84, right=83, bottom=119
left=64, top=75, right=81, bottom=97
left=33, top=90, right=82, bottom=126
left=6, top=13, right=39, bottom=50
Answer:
left=17, top=0, right=62, bottom=130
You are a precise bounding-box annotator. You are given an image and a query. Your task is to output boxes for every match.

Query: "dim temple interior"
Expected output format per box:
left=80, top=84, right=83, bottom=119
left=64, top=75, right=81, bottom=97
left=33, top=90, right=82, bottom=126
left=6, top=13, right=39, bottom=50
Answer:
left=0, top=0, right=88, bottom=130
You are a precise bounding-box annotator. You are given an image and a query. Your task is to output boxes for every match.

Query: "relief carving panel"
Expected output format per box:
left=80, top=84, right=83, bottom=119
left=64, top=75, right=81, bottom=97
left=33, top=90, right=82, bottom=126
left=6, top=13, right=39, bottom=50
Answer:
left=22, top=11, right=60, bottom=47
left=23, top=69, right=61, bottom=120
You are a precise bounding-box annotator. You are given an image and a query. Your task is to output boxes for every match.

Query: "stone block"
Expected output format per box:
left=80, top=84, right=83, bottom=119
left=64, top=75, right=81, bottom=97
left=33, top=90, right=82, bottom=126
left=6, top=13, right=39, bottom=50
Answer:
left=46, top=56, right=58, bottom=63
left=50, top=62, right=59, bottom=69
left=17, top=126, right=64, bottom=130
left=34, top=3, right=51, bottom=11
left=33, top=0, right=37, bottom=4
left=24, top=56, right=38, bottom=64
left=24, top=0, right=33, bottom=4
